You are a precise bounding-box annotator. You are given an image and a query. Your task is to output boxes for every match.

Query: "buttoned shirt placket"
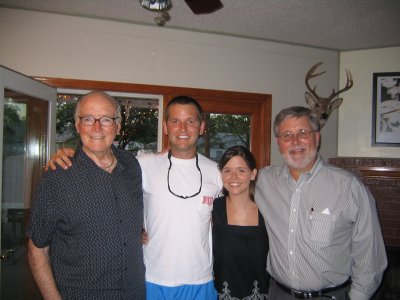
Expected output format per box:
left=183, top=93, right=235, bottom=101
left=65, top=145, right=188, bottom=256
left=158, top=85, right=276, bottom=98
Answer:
left=287, top=173, right=308, bottom=288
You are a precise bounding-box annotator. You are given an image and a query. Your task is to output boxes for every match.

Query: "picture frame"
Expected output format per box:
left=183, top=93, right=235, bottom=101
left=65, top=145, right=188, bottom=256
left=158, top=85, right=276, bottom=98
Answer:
left=372, top=72, right=400, bottom=146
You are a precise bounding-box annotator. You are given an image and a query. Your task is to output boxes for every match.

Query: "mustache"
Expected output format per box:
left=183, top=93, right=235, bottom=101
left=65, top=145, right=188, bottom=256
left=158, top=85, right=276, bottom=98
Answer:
left=288, top=145, right=305, bottom=152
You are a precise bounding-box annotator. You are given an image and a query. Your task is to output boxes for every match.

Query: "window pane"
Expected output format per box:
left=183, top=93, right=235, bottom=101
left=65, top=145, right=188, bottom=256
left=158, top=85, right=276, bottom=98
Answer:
left=197, top=113, right=250, bottom=162
left=56, top=94, right=80, bottom=149
left=117, top=96, right=159, bottom=154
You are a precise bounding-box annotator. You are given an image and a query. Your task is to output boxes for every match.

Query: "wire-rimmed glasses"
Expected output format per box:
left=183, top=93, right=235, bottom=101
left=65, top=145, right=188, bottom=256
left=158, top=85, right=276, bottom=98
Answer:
left=277, top=129, right=315, bottom=142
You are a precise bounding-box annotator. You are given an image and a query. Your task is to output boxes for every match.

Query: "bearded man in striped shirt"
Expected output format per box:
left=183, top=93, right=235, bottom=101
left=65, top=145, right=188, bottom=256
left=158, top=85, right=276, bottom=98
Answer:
left=256, top=106, right=387, bottom=300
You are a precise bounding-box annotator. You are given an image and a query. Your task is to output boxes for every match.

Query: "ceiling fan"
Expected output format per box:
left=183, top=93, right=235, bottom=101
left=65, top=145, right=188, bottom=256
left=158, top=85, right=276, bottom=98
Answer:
left=183, top=0, right=223, bottom=14
left=139, top=0, right=223, bottom=26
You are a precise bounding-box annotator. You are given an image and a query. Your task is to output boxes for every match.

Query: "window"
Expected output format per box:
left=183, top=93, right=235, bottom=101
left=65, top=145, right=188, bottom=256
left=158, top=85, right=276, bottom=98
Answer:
left=36, top=78, right=272, bottom=167
left=198, top=113, right=250, bottom=162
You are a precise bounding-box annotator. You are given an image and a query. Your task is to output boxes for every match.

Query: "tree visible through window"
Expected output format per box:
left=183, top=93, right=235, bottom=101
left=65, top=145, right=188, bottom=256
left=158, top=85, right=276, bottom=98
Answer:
left=198, top=113, right=250, bottom=162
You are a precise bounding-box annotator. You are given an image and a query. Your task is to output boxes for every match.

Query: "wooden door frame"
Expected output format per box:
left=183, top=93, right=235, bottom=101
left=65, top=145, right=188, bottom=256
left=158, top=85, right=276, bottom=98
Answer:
left=35, top=77, right=271, bottom=167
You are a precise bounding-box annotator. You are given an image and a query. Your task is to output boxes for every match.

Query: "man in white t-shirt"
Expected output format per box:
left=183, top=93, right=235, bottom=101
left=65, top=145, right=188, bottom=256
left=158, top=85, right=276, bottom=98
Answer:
left=47, top=95, right=222, bottom=299
left=140, top=96, right=222, bottom=299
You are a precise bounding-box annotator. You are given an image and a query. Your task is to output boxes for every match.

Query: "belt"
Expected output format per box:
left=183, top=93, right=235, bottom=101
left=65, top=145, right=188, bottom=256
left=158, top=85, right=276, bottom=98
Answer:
left=273, top=278, right=351, bottom=299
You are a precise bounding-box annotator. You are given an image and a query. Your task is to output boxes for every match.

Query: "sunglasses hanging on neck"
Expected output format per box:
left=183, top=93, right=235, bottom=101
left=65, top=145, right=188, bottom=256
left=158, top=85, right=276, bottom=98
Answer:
left=167, top=151, right=202, bottom=199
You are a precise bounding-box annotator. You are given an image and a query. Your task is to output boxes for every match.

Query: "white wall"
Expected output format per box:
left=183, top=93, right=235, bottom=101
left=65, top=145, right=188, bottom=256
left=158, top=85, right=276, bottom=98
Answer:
left=0, top=8, right=341, bottom=165
left=339, top=47, right=400, bottom=158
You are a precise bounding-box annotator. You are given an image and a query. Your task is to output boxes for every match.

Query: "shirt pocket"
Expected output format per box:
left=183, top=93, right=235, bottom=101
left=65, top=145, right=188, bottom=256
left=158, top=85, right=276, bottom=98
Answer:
left=310, top=212, right=335, bottom=245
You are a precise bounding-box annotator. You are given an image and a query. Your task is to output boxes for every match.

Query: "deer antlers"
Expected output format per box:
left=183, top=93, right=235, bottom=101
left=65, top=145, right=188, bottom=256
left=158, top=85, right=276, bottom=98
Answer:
left=305, top=62, right=353, bottom=128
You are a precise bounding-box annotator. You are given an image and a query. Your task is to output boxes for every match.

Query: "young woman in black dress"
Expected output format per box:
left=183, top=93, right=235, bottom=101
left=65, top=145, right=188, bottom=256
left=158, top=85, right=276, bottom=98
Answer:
left=213, top=145, right=269, bottom=299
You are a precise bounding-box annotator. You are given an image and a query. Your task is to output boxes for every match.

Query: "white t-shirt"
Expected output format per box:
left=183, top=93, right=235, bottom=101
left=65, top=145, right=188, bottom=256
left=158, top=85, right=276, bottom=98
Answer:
left=138, top=152, right=222, bottom=286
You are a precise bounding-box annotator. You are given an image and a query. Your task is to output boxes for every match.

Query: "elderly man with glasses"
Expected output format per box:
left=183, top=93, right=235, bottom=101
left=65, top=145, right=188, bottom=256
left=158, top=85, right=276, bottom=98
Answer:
left=27, top=91, right=145, bottom=299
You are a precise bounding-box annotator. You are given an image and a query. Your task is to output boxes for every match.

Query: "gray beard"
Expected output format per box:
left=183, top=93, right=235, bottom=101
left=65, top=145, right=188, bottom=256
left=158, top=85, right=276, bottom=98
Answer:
left=283, top=147, right=318, bottom=173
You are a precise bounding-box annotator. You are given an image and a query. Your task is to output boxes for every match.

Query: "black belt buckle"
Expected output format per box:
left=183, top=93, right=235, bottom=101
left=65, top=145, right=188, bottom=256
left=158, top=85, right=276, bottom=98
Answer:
left=273, top=278, right=350, bottom=299
left=290, top=289, right=302, bottom=298
left=274, top=279, right=317, bottom=299
left=291, top=290, right=319, bottom=299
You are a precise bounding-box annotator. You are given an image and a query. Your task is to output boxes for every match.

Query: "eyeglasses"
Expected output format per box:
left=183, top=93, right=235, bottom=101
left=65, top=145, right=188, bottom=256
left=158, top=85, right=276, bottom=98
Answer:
left=277, top=129, right=315, bottom=142
left=78, top=115, right=119, bottom=126
left=167, top=151, right=202, bottom=199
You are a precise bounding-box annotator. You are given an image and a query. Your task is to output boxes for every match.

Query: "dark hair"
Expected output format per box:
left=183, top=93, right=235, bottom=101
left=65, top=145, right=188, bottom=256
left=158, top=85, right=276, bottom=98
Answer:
left=74, top=90, right=121, bottom=123
left=273, top=106, right=320, bottom=137
left=218, top=145, right=257, bottom=201
left=165, top=95, right=204, bottom=121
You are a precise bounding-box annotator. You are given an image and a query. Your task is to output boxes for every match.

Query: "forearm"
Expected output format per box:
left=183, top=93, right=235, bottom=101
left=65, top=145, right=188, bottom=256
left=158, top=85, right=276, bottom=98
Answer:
left=27, top=240, right=62, bottom=300
left=348, top=287, right=370, bottom=300
left=350, top=180, right=387, bottom=298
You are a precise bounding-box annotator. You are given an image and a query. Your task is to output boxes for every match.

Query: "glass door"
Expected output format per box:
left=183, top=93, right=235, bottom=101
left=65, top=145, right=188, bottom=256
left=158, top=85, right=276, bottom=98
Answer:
left=0, top=66, right=56, bottom=300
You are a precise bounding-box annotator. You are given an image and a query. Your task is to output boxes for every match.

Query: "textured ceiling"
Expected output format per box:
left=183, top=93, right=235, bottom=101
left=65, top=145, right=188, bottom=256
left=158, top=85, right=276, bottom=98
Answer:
left=1, top=0, right=400, bottom=51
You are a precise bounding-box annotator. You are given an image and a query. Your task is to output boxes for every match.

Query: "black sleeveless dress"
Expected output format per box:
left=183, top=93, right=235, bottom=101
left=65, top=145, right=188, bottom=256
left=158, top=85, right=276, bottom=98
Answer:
left=212, top=196, right=269, bottom=299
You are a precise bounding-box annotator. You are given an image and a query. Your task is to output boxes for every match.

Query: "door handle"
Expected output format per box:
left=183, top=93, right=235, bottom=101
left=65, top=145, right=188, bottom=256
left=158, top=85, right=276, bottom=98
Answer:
left=0, top=248, right=15, bottom=260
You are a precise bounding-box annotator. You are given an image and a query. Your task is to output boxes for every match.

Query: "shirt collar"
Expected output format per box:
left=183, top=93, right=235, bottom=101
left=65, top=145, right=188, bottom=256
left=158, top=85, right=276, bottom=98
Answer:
left=306, top=155, right=323, bottom=183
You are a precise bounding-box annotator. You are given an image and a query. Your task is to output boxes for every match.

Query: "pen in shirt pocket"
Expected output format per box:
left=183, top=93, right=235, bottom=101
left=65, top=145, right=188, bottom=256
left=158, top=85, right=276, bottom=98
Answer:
left=310, top=207, right=314, bottom=220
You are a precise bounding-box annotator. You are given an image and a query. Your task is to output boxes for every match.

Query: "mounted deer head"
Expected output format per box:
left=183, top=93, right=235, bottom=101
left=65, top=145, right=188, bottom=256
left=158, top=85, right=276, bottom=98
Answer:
left=305, top=62, right=353, bottom=128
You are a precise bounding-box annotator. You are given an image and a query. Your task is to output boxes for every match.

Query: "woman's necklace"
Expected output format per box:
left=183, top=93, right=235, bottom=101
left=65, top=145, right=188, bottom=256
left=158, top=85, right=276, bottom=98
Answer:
left=102, top=154, right=115, bottom=169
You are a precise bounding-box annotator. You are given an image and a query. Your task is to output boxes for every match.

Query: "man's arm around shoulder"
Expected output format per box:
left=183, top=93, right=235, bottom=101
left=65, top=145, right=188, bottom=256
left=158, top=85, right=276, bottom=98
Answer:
left=28, top=239, right=62, bottom=300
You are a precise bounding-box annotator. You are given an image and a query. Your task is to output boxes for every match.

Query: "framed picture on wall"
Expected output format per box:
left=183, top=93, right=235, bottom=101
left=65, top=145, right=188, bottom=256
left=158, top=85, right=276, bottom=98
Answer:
left=372, top=72, right=400, bottom=146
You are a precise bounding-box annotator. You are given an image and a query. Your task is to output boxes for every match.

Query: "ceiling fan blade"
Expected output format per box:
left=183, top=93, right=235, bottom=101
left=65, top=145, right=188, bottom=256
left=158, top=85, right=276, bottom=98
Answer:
left=184, top=0, right=223, bottom=14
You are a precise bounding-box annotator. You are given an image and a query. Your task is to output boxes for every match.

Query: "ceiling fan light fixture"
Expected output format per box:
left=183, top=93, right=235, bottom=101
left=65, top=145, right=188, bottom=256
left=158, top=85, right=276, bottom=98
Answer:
left=154, top=14, right=166, bottom=26
left=139, top=0, right=172, bottom=11
left=139, top=0, right=172, bottom=26
left=161, top=11, right=171, bottom=21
